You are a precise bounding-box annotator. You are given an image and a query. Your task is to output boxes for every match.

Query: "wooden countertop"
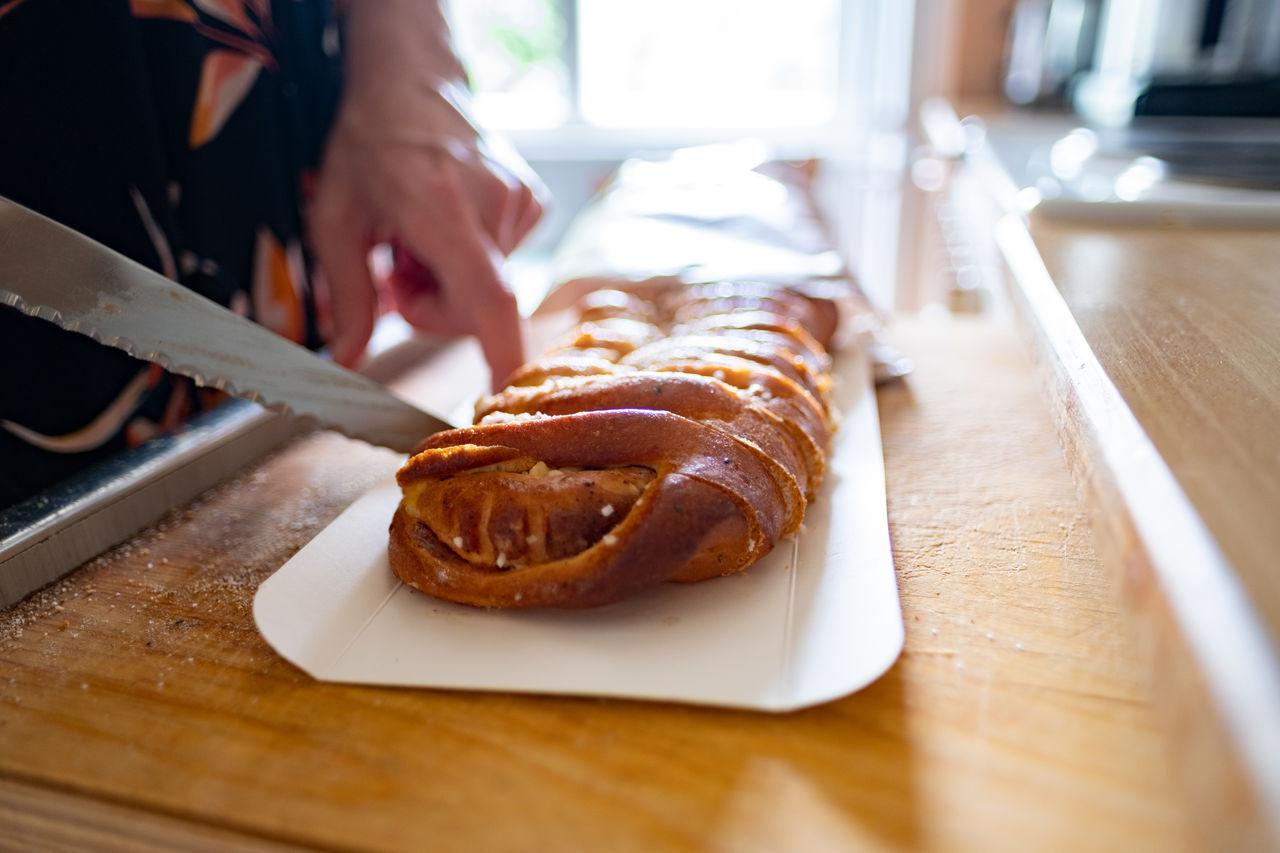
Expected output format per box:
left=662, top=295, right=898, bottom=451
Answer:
left=1029, top=220, right=1280, bottom=640
left=916, top=104, right=1280, bottom=850
left=1005, top=216, right=1280, bottom=853
left=0, top=315, right=1196, bottom=851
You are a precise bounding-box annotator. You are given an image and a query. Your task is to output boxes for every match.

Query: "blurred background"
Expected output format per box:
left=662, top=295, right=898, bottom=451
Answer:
left=448, top=0, right=912, bottom=289
left=447, top=0, right=1280, bottom=310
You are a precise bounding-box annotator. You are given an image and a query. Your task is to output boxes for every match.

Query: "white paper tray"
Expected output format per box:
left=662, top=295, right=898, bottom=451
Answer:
left=253, top=348, right=902, bottom=711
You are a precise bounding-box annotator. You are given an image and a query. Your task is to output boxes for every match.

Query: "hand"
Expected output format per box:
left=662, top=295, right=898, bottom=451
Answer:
left=308, top=0, right=547, bottom=389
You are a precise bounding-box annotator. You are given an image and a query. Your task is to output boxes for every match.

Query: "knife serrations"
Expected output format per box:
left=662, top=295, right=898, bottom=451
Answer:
left=0, top=197, right=455, bottom=453
left=0, top=286, right=271, bottom=406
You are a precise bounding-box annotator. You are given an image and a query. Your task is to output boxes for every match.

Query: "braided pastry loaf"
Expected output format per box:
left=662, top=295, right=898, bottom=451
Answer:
left=389, top=280, right=841, bottom=609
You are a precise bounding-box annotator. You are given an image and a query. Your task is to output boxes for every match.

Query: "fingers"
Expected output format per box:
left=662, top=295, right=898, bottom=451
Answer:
left=308, top=179, right=379, bottom=368
left=309, top=103, right=544, bottom=384
left=402, top=235, right=526, bottom=389
left=505, top=148, right=551, bottom=248
left=465, top=150, right=545, bottom=256
left=503, top=179, right=544, bottom=255
left=394, top=164, right=527, bottom=389
left=453, top=253, right=525, bottom=391
left=388, top=251, right=466, bottom=333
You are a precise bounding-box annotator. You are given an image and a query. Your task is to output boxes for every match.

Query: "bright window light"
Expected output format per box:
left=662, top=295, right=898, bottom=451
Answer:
left=577, top=0, right=840, bottom=129
left=451, top=0, right=842, bottom=131
left=450, top=0, right=572, bottom=129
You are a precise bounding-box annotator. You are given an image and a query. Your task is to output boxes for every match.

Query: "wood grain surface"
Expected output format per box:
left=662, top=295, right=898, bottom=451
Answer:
left=992, top=215, right=1280, bottom=852
left=1029, top=221, right=1280, bottom=646
left=905, top=105, right=1280, bottom=849
left=0, top=317, right=1195, bottom=851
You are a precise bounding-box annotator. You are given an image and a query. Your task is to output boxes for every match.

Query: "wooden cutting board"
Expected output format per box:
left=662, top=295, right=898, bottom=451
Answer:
left=0, top=315, right=1197, bottom=851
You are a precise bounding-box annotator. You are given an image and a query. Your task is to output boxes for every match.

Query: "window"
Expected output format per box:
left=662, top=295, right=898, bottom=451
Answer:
left=448, top=0, right=908, bottom=152
left=449, top=0, right=917, bottom=309
left=449, top=0, right=572, bottom=129
left=575, top=0, right=839, bottom=129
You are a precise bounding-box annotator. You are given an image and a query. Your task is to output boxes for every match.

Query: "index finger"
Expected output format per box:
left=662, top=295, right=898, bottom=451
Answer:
left=400, top=212, right=526, bottom=390
left=309, top=190, right=379, bottom=368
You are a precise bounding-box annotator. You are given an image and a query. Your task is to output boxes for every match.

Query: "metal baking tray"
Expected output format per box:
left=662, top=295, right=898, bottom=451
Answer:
left=0, top=400, right=307, bottom=608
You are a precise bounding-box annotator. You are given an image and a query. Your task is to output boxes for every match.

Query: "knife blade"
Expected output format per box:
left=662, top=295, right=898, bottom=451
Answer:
left=0, top=196, right=455, bottom=453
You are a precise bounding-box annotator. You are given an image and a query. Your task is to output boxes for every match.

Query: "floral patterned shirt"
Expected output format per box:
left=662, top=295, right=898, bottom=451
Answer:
left=0, top=0, right=341, bottom=508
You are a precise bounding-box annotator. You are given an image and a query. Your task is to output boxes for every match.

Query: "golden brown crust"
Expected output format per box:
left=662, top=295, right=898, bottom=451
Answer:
left=476, top=372, right=809, bottom=524
left=392, top=410, right=784, bottom=608
left=390, top=281, right=840, bottom=609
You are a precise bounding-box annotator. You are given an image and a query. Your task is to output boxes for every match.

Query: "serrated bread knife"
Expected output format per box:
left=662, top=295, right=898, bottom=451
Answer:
left=0, top=196, right=455, bottom=453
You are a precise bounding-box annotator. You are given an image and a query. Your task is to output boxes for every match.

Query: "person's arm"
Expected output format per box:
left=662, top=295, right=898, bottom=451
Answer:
left=309, top=0, right=546, bottom=389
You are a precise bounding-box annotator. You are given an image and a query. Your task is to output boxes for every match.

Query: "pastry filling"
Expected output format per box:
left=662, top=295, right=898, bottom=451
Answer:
left=403, top=461, right=655, bottom=569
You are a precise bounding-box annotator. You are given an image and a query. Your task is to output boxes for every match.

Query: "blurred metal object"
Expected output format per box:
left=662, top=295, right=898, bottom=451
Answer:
left=1072, top=0, right=1280, bottom=124
left=1003, top=0, right=1102, bottom=106
left=0, top=399, right=304, bottom=608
